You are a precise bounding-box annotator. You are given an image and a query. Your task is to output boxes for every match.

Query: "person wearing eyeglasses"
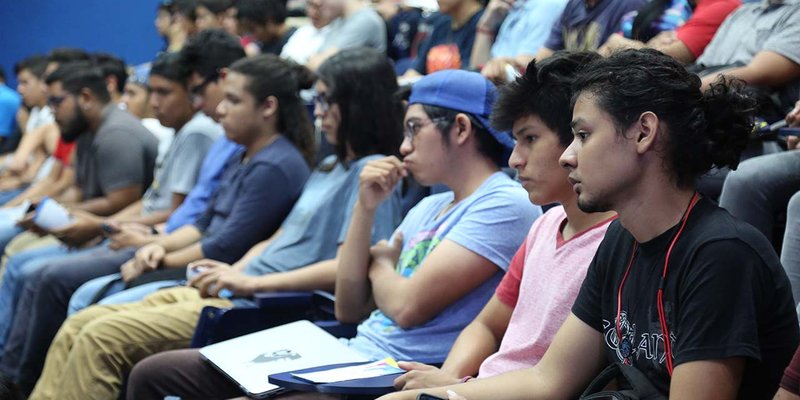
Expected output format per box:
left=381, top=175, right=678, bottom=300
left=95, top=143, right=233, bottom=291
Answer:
left=0, top=55, right=61, bottom=209
left=0, top=53, right=227, bottom=394
left=389, top=51, right=618, bottom=393
left=29, top=47, right=403, bottom=400
left=382, top=48, right=799, bottom=400
left=125, top=58, right=538, bottom=400
left=44, top=30, right=246, bottom=323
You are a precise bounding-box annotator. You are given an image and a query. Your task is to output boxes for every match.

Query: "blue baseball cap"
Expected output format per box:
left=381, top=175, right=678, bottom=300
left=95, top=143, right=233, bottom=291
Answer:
left=408, top=69, right=514, bottom=150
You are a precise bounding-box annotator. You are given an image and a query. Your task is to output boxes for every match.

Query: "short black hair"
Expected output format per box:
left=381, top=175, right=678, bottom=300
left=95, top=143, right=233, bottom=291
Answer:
left=46, top=62, right=111, bottom=103
left=492, top=51, right=600, bottom=147
left=424, top=104, right=506, bottom=167
left=180, top=28, right=246, bottom=78
left=174, top=0, right=199, bottom=19
left=14, top=55, right=49, bottom=78
left=236, top=0, right=287, bottom=25
left=150, top=52, right=192, bottom=86
left=0, top=67, right=5, bottom=83
left=91, top=53, right=128, bottom=94
left=48, top=47, right=90, bottom=65
left=199, top=0, right=233, bottom=14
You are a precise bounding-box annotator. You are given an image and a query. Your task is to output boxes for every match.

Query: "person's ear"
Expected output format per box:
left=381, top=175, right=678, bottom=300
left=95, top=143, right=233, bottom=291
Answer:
left=453, top=113, right=472, bottom=145
left=261, top=95, right=278, bottom=119
left=634, top=111, right=660, bottom=154
left=105, top=76, right=118, bottom=97
left=78, top=88, right=94, bottom=111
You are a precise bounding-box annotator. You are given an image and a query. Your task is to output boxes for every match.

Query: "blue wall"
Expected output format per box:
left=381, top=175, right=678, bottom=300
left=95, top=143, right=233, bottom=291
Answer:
left=0, top=0, right=165, bottom=88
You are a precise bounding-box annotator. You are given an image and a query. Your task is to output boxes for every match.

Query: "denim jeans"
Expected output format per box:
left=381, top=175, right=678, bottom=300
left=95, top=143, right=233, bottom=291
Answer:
left=0, top=244, right=70, bottom=358
left=782, top=191, right=800, bottom=306
left=719, top=150, right=800, bottom=241
left=69, top=273, right=183, bottom=315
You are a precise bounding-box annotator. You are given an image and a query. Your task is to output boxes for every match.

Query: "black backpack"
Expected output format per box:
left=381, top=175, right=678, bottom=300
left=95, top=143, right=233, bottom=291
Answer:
left=580, top=363, right=667, bottom=400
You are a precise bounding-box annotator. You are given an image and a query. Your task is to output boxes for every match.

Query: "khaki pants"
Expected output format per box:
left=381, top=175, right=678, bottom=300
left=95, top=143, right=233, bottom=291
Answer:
left=29, top=286, right=232, bottom=400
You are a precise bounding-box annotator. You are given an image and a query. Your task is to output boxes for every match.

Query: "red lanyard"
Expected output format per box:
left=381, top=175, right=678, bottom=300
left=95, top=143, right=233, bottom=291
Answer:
left=615, top=192, right=700, bottom=376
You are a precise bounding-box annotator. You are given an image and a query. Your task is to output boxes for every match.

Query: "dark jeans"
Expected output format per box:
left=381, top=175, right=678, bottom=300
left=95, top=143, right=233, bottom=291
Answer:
left=0, top=246, right=135, bottom=394
left=783, top=192, right=800, bottom=306
left=719, top=149, right=800, bottom=241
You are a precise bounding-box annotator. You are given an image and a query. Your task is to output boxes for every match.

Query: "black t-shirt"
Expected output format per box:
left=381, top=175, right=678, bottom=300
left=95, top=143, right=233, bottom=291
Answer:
left=260, top=26, right=298, bottom=55
left=572, top=197, right=799, bottom=398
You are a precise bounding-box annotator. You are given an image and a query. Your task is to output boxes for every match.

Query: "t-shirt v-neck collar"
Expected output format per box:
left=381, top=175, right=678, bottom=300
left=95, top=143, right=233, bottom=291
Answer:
left=555, top=214, right=618, bottom=249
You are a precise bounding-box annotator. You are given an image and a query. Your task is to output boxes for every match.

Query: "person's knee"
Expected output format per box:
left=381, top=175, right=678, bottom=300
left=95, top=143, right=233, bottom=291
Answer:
left=127, top=353, right=163, bottom=391
left=64, top=304, right=113, bottom=333
left=75, top=316, right=123, bottom=355
left=788, top=191, right=800, bottom=217
left=3, top=254, right=27, bottom=278
left=37, top=263, right=75, bottom=301
left=724, top=157, right=765, bottom=191
left=38, top=263, right=61, bottom=287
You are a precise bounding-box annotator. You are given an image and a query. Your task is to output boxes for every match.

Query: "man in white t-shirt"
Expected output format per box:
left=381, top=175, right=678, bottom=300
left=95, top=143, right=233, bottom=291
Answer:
left=0, top=55, right=57, bottom=200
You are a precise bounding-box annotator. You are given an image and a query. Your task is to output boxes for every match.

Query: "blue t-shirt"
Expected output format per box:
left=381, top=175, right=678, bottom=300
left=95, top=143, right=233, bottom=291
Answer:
left=165, top=136, right=242, bottom=232
left=349, top=172, right=541, bottom=361
left=544, top=0, right=647, bottom=51
left=0, top=84, right=21, bottom=138
left=244, top=154, right=402, bottom=276
left=618, top=0, right=692, bottom=41
left=194, top=136, right=310, bottom=264
left=413, top=10, right=484, bottom=74
left=491, top=0, right=569, bottom=58
left=142, top=112, right=221, bottom=215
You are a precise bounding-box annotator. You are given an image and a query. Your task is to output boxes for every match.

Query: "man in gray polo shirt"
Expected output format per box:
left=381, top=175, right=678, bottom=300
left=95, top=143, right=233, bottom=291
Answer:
left=39, top=62, right=159, bottom=244
left=695, top=0, right=800, bottom=107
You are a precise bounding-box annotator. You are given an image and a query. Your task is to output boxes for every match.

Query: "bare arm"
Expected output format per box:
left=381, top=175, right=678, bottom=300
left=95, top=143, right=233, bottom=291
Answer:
left=335, top=201, right=378, bottom=322
left=252, top=258, right=338, bottom=293
left=701, top=51, right=800, bottom=90
left=109, top=200, right=144, bottom=221
left=157, top=224, right=204, bottom=252
left=598, top=33, right=645, bottom=57
left=56, top=185, right=83, bottom=205
left=369, top=239, right=500, bottom=329
left=440, top=295, right=512, bottom=377
left=162, top=242, right=204, bottom=267
left=188, top=233, right=338, bottom=297
left=469, top=0, right=513, bottom=69
left=8, top=122, right=54, bottom=174
left=42, top=122, right=60, bottom=154
left=469, top=31, right=497, bottom=69
left=669, top=358, right=744, bottom=399
left=73, top=185, right=143, bottom=216
left=114, top=193, right=187, bottom=227
left=775, top=388, right=800, bottom=400
left=394, top=295, right=513, bottom=390
left=335, top=156, right=405, bottom=322
left=650, top=37, right=695, bottom=64
left=380, top=314, right=608, bottom=400
left=307, top=47, right=339, bottom=71
left=5, top=162, right=63, bottom=206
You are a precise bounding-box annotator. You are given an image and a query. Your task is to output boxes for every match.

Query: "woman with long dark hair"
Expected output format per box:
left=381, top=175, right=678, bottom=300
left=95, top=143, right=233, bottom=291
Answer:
left=32, top=47, right=404, bottom=400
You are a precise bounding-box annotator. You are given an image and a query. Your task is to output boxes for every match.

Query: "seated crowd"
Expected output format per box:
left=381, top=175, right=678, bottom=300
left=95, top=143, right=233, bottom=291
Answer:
left=0, top=0, right=799, bottom=399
